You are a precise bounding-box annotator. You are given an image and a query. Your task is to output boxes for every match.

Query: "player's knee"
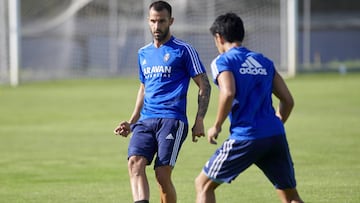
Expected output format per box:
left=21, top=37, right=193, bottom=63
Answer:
left=128, top=156, right=146, bottom=176
left=155, top=173, right=170, bottom=186
left=155, top=166, right=172, bottom=185
left=195, top=172, right=220, bottom=195
left=195, top=174, right=208, bottom=193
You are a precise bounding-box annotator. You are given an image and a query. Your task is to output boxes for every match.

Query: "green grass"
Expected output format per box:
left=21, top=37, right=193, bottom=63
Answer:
left=0, top=74, right=359, bottom=203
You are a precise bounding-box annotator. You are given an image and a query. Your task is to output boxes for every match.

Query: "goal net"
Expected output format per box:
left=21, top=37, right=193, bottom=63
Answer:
left=0, top=0, right=293, bottom=84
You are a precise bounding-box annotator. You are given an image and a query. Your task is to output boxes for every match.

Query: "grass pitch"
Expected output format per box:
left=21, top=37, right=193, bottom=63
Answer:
left=0, top=73, right=359, bottom=203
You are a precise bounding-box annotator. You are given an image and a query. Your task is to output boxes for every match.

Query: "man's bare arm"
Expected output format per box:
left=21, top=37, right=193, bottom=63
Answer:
left=191, top=73, right=211, bottom=142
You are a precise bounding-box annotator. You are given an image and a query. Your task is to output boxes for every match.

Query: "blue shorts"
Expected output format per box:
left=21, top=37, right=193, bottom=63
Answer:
left=128, top=118, right=188, bottom=168
left=203, top=135, right=297, bottom=189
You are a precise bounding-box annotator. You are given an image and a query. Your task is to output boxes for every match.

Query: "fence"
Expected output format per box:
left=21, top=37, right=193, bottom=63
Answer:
left=1, top=0, right=296, bottom=85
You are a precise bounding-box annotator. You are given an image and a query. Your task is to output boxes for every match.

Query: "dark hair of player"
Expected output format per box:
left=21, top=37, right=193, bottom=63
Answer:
left=209, top=12, right=245, bottom=43
left=149, top=1, right=172, bottom=17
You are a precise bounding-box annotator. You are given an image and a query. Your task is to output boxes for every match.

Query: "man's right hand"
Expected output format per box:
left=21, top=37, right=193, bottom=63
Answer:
left=114, top=121, right=131, bottom=137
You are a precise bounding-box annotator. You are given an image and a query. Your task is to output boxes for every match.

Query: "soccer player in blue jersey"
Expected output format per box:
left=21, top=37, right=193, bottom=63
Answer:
left=194, top=13, right=304, bottom=203
left=114, top=1, right=211, bottom=203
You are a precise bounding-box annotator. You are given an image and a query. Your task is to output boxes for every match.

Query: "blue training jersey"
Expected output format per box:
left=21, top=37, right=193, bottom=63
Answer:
left=211, top=46, right=285, bottom=140
left=138, top=36, right=206, bottom=124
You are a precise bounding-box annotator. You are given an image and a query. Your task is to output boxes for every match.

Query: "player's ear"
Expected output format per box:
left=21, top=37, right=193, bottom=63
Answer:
left=215, top=33, right=224, bottom=44
left=169, top=17, right=174, bottom=25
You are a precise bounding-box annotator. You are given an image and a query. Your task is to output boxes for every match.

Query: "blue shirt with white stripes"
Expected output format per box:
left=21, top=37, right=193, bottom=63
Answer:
left=138, top=36, right=206, bottom=124
left=211, top=46, right=285, bottom=140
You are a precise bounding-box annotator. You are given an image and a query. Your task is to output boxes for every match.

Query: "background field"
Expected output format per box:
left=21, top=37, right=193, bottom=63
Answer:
left=0, top=73, right=359, bottom=203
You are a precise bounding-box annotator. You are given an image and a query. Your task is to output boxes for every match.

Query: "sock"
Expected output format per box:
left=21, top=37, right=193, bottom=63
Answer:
left=134, top=200, right=149, bottom=203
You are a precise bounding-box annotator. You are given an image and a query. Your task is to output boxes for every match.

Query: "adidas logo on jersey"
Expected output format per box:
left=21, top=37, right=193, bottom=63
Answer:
left=240, top=56, right=267, bottom=75
left=166, top=133, right=174, bottom=140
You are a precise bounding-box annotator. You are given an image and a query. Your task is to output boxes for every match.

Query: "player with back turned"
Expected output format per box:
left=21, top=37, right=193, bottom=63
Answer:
left=195, top=12, right=304, bottom=203
left=114, top=1, right=211, bottom=203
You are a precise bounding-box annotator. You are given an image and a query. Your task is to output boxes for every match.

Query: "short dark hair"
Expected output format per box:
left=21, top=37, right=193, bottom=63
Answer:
left=149, top=1, right=172, bottom=17
left=209, top=12, right=245, bottom=43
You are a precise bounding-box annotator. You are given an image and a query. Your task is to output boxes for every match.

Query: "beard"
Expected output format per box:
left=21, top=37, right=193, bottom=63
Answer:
left=152, top=27, right=170, bottom=42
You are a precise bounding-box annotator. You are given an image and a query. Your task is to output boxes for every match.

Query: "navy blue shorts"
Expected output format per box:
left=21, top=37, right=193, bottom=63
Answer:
left=128, top=118, right=188, bottom=168
left=203, top=135, right=297, bottom=189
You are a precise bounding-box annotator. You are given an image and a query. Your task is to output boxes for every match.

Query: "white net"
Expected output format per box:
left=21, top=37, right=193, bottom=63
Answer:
left=0, top=0, right=289, bottom=83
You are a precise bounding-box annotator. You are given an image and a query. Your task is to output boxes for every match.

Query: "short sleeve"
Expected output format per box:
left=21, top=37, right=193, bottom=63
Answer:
left=210, top=55, right=231, bottom=85
left=183, top=45, right=206, bottom=77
